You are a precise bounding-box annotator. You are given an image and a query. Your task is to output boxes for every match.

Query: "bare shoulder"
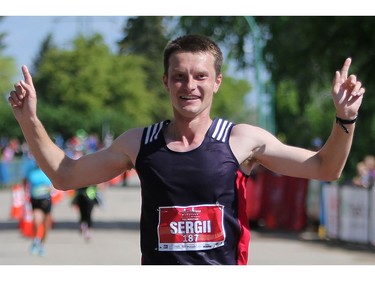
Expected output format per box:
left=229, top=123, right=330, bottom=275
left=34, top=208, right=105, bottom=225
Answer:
left=117, top=127, right=144, bottom=142
left=230, top=123, right=280, bottom=164
left=231, top=123, right=273, bottom=141
left=109, top=127, right=144, bottom=166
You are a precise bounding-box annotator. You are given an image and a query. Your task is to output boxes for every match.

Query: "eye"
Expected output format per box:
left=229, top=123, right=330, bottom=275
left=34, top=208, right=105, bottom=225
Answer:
left=196, top=73, right=208, bottom=80
left=172, top=73, right=185, bottom=81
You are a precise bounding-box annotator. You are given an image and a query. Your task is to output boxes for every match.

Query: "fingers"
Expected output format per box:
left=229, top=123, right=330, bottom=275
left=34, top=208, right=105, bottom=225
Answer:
left=16, top=65, right=34, bottom=98
left=22, top=65, right=35, bottom=89
left=346, top=75, right=365, bottom=97
left=9, top=80, right=29, bottom=107
left=352, top=80, right=365, bottom=97
left=8, top=89, right=23, bottom=107
left=8, top=65, right=34, bottom=107
left=340, top=57, right=352, bottom=80
left=334, top=58, right=365, bottom=96
left=11, top=81, right=27, bottom=103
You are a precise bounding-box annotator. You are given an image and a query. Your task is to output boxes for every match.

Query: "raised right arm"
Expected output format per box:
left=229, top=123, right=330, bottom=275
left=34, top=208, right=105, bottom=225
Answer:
left=8, top=65, right=137, bottom=190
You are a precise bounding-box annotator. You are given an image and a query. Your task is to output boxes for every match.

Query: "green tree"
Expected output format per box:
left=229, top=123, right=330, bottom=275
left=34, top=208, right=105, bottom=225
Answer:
left=212, top=66, right=252, bottom=123
left=0, top=16, right=6, bottom=50
left=0, top=16, right=17, bottom=94
left=32, top=32, right=56, bottom=72
left=176, top=16, right=251, bottom=70
left=0, top=17, right=19, bottom=139
left=118, top=16, right=172, bottom=120
left=33, top=33, right=156, bottom=139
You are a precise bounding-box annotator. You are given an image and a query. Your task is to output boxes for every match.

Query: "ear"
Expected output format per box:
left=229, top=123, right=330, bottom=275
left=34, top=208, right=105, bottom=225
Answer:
left=213, top=74, right=223, bottom=94
left=163, top=75, right=169, bottom=91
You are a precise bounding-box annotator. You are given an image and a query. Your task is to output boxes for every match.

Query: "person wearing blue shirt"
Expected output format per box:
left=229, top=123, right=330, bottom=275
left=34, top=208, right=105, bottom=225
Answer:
left=25, top=161, right=54, bottom=257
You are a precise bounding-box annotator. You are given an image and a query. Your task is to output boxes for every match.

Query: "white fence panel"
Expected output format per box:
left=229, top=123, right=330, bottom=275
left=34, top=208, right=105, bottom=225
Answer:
left=369, top=188, right=375, bottom=246
left=339, top=185, right=369, bottom=243
left=322, top=183, right=339, bottom=239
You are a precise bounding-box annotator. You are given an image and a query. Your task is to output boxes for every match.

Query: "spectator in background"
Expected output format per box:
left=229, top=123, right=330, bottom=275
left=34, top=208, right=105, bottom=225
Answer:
left=363, top=155, right=375, bottom=187
left=1, top=138, right=22, bottom=162
left=352, top=155, right=375, bottom=188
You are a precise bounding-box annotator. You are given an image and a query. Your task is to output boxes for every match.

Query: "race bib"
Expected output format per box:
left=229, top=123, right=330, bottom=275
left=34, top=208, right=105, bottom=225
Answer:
left=31, top=185, right=51, bottom=199
left=157, top=204, right=225, bottom=251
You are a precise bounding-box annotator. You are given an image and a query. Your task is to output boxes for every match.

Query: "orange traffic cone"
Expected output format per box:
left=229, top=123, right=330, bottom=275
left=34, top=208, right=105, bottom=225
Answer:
left=19, top=199, right=34, bottom=238
left=10, top=184, right=25, bottom=220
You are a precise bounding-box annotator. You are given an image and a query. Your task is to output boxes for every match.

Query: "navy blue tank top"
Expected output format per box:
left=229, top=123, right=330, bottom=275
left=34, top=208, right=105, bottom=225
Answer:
left=135, top=117, right=250, bottom=265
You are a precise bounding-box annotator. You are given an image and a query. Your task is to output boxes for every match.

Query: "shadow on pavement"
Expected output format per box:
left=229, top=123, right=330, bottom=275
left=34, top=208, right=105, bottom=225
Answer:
left=0, top=221, right=18, bottom=230
left=53, top=220, right=140, bottom=231
left=252, top=226, right=375, bottom=255
left=0, top=219, right=140, bottom=231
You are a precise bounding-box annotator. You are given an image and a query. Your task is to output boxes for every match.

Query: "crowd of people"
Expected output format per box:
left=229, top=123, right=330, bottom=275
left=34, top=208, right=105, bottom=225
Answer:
left=0, top=138, right=25, bottom=162
left=0, top=130, right=113, bottom=186
left=0, top=130, right=108, bottom=164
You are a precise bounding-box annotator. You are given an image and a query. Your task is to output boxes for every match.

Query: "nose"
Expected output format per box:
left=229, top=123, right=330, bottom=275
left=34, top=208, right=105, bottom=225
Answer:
left=186, top=76, right=197, bottom=91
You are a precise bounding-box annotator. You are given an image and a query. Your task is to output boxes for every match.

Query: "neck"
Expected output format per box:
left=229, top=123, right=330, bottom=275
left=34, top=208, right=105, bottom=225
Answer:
left=166, top=117, right=213, bottom=151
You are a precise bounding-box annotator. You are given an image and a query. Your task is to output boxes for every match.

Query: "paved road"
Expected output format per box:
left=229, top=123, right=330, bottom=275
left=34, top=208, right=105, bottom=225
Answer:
left=1, top=185, right=375, bottom=266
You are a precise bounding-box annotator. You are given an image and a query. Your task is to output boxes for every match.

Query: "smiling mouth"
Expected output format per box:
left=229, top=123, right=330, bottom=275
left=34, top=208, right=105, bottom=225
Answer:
left=180, top=95, right=200, bottom=100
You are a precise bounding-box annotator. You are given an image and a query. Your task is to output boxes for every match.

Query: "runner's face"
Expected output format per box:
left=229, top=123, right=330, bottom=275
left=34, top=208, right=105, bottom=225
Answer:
left=163, top=51, right=222, bottom=118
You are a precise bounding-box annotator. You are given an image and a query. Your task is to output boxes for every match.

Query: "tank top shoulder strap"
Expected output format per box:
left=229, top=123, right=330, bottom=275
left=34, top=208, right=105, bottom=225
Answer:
left=142, top=120, right=170, bottom=145
left=207, top=118, right=235, bottom=143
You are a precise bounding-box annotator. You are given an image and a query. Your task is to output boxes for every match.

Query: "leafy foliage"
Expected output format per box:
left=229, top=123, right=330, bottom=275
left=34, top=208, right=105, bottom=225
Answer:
left=256, top=16, right=375, bottom=179
left=33, top=33, right=156, bottom=139
left=118, top=16, right=172, bottom=121
left=212, top=66, right=252, bottom=123
left=0, top=17, right=19, bottom=138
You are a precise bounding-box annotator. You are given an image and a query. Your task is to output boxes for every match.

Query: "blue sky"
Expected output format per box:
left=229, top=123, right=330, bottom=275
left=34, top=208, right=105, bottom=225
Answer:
left=1, top=1, right=370, bottom=79
left=1, top=16, right=126, bottom=76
